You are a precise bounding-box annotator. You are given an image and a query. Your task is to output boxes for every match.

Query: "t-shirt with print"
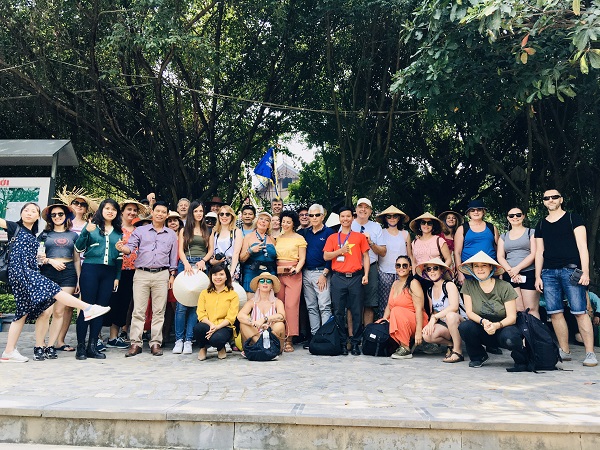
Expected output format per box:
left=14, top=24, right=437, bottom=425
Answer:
left=38, top=230, right=78, bottom=259
left=535, top=212, right=584, bottom=269
left=323, top=230, right=370, bottom=273
left=461, top=278, right=517, bottom=323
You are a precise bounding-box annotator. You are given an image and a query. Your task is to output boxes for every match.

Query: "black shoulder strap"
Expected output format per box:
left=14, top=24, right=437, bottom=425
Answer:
left=486, top=221, right=494, bottom=233
left=442, top=280, right=449, bottom=299
left=463, top=221, right=470, bottom=237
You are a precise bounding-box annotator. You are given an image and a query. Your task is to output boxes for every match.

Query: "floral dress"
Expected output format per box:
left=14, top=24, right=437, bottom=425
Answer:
left=5, top=221, right=61, bottom=321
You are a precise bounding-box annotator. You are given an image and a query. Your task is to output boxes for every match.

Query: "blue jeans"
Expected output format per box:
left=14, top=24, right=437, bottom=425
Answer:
left=175, top=302, right=198, bottom=342
left=541, top=267, right=587, bottom=314
left=178, top=256, right=203, bottom=274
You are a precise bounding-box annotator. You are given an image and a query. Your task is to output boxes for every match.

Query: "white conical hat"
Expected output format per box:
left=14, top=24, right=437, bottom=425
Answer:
left=458, top=251, right=505, bottom=276
left=172, top=269, right=210, bottom=307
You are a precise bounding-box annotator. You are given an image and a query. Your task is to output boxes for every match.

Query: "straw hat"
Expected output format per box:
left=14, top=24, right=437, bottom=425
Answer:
left=438, top=211, right=464, bottom=227
left=167, top=210, right=181, bottom=220
left=54, top=186, right=101, bottom=213
left=41, top=203, right=75, bottom=222
left=120, top=199, right=149, bottom=216
left=257, top=211, right=272, bottom=220
left=249, top=272, right=281, bottom=294
left=409, top=212, right=444, bottom=233
left=415, top=257, right=452, bottom=281
left=376, top=205, right=409, bottom=224
left=172, top=270, right=210, bottom=307
left=132, top=213, right=152, bottom=227
left=458, top=251, right=505, bottom=276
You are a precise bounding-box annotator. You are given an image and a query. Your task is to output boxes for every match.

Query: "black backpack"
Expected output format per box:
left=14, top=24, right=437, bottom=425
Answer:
left=309, top=316, right=343, bottom=356
left=516, top=309, right=560, bottom=372
left=362, top=320, right=392, bottom=356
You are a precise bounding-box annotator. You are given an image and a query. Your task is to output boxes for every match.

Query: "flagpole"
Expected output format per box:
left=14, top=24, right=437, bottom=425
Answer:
left=273, top=145, right=280, bottom=198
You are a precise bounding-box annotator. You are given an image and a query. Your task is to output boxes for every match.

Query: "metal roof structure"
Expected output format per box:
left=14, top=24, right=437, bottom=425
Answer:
left=0, top=139, right=78, bottom=166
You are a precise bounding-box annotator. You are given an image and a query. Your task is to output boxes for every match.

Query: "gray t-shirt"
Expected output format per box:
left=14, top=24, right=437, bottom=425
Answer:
left=500, top=228, right=534, bottom=272
left=461, top=279, right=517, bottom=323
left=38, top=230, right=78, bottom=259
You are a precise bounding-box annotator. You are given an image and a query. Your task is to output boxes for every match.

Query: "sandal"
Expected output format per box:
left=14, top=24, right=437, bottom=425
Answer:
left=444, top=346, right=453, bottom=359
left=443, top=351, right=464, bottom=363
left=56, top=344, right=75, bottom=352
left=284, top=342, right=294, bottom=353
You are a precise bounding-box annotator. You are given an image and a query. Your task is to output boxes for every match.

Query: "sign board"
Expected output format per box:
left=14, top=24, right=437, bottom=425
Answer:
left=0, top=177, right=51, bottom=240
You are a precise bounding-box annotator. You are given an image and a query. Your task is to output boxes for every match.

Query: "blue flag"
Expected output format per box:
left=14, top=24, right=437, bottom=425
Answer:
left=254, top=147, right=276, bottom=183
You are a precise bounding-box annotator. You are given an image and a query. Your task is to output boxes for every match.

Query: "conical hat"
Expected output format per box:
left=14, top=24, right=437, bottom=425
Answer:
left=172, top=269, right=210, bottom=307
left=376, top=205, right=409, bottom=223
left=415, top=257, right=452, bottom=280
left=409, top=212, right=443, bottom=233
left=458, top=251, right=505, bottom=276
left=325, top=212, right=340, bottom=228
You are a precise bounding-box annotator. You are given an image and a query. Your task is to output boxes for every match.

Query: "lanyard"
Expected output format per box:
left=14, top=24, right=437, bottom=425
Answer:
left=338, top=231, right=351, bottom=249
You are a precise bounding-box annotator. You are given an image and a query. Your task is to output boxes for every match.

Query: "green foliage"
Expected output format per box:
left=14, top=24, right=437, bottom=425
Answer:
left=0, top=292, right=15, bottom=314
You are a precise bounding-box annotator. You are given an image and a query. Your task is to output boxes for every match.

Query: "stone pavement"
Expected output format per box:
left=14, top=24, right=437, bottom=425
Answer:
left=0, top=327, right=599, bottom=449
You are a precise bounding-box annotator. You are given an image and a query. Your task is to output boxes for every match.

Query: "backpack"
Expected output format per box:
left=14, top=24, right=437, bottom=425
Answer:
left=427, top=280, right=467, bottom=317
left=243, top=328, right=281, bottom=361
left=362, top=320, right=393, bottom=356
left=309, top=316, right=343, bottom=356
left=0, top=224, right=20, bottom=284
left=516, top=309, right=560, bottom=372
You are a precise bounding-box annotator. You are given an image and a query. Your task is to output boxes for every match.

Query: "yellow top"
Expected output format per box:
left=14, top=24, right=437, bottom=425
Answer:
left=196, top=288, right=239, bottom=330
left=275, top=236, right=307, bottom=261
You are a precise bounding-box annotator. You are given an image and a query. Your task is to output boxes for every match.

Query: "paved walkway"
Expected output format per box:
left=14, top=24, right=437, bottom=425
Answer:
left=1, top=327, right=599, bottom=434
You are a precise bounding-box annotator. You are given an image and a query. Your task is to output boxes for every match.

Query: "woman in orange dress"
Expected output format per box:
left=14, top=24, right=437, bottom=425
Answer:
left=381, top=255, right=427, bottom=359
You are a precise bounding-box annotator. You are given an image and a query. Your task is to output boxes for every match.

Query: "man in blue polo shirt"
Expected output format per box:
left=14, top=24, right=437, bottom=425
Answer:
left=299, top=204, right=334, bottom=344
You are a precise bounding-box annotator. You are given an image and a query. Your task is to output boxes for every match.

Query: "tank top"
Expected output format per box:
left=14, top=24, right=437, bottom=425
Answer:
left=214, top=229, right=236, bottom=258
left=187, top=234, right=207, bottom=258
left=250, top=298, right=277, bottom=322
left=501, top=228, right=533, bottom=272
left=411, top=236, right=443, bottom=266
left=430, top=282, right=467, bottom=319
left=462, top=223, right=496, bottom=261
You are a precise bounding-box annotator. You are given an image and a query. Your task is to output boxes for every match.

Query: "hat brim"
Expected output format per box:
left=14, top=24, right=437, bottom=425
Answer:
left=458, top=251, right=505, bottom=276
left=42, top=204, right=75, bottom=221
left=438, top=211, right=464, bottom=227
left=249, top=272, right=280, bottom=294
left=376, top=206, right=409, bottom=223
left=120, top=200, right=149, bottom=216
left=409, top=213, right=443, bottom=233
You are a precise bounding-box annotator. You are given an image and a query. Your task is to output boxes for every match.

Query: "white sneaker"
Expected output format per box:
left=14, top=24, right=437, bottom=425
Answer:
left=183, top=341, right=193, bottom=354
left=83, top=305, right=111, bottom=321
left=559, top=348, right=572, bottom=361
left=1, top=349, right=29, bottom=363
left=207, top=346, right=217, bottom=353
left=225, top=342, right=232, bottom=353
left=172, top=339, right=183, bottom=354
left=583, top=352, right=598, bottom=367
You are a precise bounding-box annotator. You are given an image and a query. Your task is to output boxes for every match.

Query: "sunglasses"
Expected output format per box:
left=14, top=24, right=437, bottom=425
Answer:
left=219, top=212, right=232, bottom=217
left=71, top=200, right=88, bottom=208
left=469, top=208, right=484, bottom=212
left=50, top=212, right=65, bottom=218
left=395, top=263, right=410, bottom=269
left=425, top=265, right=440, bottom=272
left=258, top=278, right=273, bottom=284
left=543, top=195, right=561, bottom=201
left=507, top=213, right=523, bottom=218
left=421, top=221, right=433, bottom=226
left=386, top=214, right=401, bottom=219
left=308, top=213, right=322, bottom=217
left=299, top=213, right=309, bottom=217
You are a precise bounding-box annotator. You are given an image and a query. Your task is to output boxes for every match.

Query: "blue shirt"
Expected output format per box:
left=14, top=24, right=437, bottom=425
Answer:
left=299, top=225, right=334, bottom=270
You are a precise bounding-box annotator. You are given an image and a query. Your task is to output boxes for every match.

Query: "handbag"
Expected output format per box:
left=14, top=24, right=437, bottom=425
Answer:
left=243, top=327, right=281, bottom=361
left=362, top=320, right=394, bottom=356
left=0, top=224, right=20, bottom=283
left=309, top=316, right=343, bottom=356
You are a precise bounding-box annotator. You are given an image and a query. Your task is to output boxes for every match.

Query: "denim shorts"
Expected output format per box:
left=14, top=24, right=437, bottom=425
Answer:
left=541, top=267, right=587, bottom=315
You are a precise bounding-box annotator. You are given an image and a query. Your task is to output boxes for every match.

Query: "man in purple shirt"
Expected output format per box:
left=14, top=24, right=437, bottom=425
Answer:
left=116, top=201, right=178, bottom=357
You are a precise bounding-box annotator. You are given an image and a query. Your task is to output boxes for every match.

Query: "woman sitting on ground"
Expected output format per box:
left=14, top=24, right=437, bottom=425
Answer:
left=380, top=255, right=427, bottom=360
left=417, top=258, right=466, bottom=363
left=457, top=251, right=528, bottom=369
left=193, top=264, right=239, bottom=361
left=237, top=272, right=286, bottom=352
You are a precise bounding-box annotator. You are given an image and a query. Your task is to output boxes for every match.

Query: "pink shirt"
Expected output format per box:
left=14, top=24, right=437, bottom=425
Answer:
left=411, top=236, right=444, bottom=266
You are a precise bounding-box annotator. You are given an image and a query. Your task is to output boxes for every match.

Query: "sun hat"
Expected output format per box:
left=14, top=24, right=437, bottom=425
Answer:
left=438, top=211, right=464, bottom=227
left=325, top=212, right=340, bottom=228
left=120, top=199, right=149, bottom=216
left=415, top=257, right=452, bottom=281
left=54, top=187, right=101, bottom=214
left=172, top=269, right=210, bottom=307
left=132, top=213, right=152, bottom=227
left=376, top=205, right=409, bottom=224
left=458, top=251, right=505, bottom=276
left=355, top=198, right=372, bottom=208
left=465, top=200, right=486, bottom=214
left=41, top=203, right=75, bottom=222
left=257, top=211, right=272, bottom=220
left=250, top=272, right=281, bottom=294
left=409, top=212, right=444, bottom=233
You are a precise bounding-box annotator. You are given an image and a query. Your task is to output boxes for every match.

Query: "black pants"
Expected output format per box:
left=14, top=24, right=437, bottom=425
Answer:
left=193, top=322, right=233, bottom=350
left=76, top=264, right=117, bottom=344
left=330, top=272, right=364, bottom=346
left=459, top=320, right=528, bottom=365
left=105, top=269, right=134, bottom=328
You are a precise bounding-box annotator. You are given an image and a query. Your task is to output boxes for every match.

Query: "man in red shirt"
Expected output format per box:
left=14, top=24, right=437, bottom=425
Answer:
left=324, top=206, right=370, bottom=355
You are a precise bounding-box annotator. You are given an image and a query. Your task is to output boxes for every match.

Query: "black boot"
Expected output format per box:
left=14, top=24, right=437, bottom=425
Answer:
left=87, top=340, right=106, bottom=359
left=76, top=343, right=87, bottom=360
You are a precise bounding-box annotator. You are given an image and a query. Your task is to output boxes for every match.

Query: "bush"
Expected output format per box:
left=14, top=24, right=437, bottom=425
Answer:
left=0, top=292, right=16, bottom=314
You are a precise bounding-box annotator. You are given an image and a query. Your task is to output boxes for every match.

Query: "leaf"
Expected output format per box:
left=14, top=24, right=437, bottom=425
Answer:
left=588, top=50, right=600, bottom=69
left=524, top=47, right=536, bottom=55
left=580, top=54, right=589, bottom=74
left=521, top=34, right=529, bottom=48
left=521, top=52, right=528, bottom=64
left=573, top=0, right=581, bottom=16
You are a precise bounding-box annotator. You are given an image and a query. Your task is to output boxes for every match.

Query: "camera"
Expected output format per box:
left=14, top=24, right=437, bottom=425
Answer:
left=214, top=253, right=225, bottom=261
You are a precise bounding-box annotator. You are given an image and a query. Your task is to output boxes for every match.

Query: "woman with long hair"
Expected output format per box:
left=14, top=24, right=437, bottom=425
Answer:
left=33, top=203, right=81, bottom=360
left=205, top=205, right=243, bottom=279
left=193, top=264, right=239, bottom=361
left=0, top=203, right=110, bottom=363
left=239, top=211, right=277, bottom=296
left=379, top=255, right=427, bottom=360
left=74, top=198, right=123, bottom=360
left=274, top=210, right=306, bottom=352
left=438, top=211, right=463, bottom=254
left=497, top=207, right=539, bottom=317
left=174, top=201, right=210, bottom=355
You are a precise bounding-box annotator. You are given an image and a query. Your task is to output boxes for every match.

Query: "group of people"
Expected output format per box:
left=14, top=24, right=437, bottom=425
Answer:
left=0, top=187, right=597, bottom=369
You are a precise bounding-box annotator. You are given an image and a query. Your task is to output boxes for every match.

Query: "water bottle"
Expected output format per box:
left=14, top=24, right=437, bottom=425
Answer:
left=262, top=329, right=270, bottom=349
left=37, top=242, right=46, bottom=264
